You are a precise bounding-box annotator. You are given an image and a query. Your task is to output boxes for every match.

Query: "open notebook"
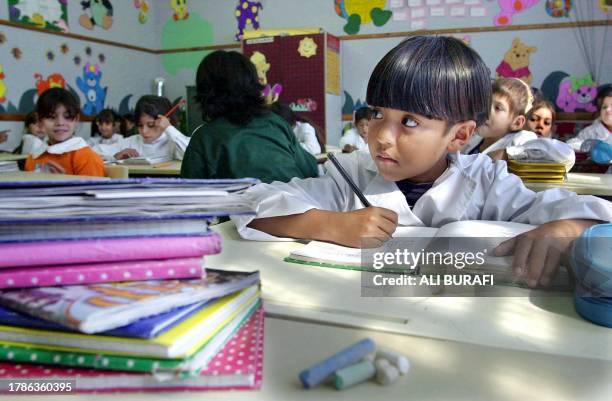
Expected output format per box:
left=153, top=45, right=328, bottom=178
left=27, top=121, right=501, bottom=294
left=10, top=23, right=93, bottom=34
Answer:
left=285, top=220, right=571, bottom=289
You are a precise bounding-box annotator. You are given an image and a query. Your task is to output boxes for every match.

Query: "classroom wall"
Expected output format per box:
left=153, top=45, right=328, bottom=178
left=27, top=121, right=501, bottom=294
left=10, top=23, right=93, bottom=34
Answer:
left=0, top=1, right=162, bottom=150
left=149, top=0, right=610, bottom=145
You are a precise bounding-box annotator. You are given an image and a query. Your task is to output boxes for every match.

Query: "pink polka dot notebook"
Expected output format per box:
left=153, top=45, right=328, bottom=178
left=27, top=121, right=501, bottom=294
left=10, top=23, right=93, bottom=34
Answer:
left=0, top=306, right=264, bottom=393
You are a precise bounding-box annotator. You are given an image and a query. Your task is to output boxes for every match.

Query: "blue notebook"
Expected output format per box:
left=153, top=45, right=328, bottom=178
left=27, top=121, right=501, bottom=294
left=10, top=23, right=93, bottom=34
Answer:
left=0, top=300, right=210, bottom=339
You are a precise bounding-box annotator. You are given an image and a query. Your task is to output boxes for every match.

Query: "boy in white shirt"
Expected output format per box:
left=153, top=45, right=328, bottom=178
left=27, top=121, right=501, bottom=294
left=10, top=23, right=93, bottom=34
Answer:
left=340, top=107, right=373, bottom=153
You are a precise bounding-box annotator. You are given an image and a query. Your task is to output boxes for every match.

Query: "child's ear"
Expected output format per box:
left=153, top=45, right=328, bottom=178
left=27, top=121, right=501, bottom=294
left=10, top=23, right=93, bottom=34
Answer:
left=447, top=120, right=476, bottom=152
left=510, top=115, right=525, bottom=131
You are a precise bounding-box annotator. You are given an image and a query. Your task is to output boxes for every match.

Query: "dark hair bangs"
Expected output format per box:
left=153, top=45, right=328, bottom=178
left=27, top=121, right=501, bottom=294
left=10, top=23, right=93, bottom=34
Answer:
left=367, top=36, right=491, bottom=126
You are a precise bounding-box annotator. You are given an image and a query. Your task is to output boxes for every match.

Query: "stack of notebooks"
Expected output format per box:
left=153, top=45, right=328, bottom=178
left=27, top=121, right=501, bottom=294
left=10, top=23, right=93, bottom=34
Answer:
left=0, top=178, right=265, bottom=393
left=507, top=160, right=567, bottom=183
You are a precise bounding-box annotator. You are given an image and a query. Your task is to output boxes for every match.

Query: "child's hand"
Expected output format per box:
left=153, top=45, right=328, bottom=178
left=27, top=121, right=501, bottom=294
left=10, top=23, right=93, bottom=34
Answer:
left=114, top=148, right=140, bottom=160
left=333, top=207, right=398, bottom=248
left=156, top=115, right=171, bottom=131
left=342, top=144, right=357, bottom=153
left=494, top=219, right=600, bottom=288
left=42, top=160, right=66, bottom=174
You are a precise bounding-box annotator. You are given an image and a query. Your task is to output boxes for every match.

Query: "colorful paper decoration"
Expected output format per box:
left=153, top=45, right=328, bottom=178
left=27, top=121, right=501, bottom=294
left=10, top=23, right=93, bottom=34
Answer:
left=495, top=38, right=537, bottom=85
left=494, top=0, right=540, bottom=26
left=298, top=37, right=318, bottom=58
left=0, top=32, right=5, bottom=44
left=249, top=51, right=282, bottom=104
left=98, top=53, right=106, bottom=63
left=235, top=0, right=263, bottom=41
left=85, top=46, right=92, bottom=56
left=545, top=0, right=572, bottom=17
left=8, top=0, right=69, bottom=32
left=34, top=73, right=66, bottom=95
left=79, top=0, right=113, bottom=30
left=60, top=43, right=69, bottom=54
left=557, top=74, right=598, bottom=113
left=73, top=55, right=81, bottom=65
left=160, top=12, right=214, bottom=75
left=334, top=0, right=392, bottom=35
left=76, top=63, right=107, bottom=115
left=46, top=50, right=55, bottom=61
left=0, top=65, right=6, bottom=103
left=598, top=0, right=611, bottom=13
left=11, top=48, right=22, bottom=60
left=134, top=0, right=149, bottom=24
left=170, top=0, right=189, bottom=21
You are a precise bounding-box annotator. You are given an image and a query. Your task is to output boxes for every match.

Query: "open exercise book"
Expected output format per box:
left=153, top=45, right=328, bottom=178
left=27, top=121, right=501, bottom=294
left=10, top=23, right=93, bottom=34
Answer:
left=285, top=220, right=571, bottom=289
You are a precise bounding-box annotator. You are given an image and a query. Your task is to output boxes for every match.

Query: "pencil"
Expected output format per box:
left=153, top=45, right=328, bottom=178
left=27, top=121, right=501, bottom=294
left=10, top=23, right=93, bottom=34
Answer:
left=164, top=99, right=186, bottom=118
left=327, top=153, right=371, bottom=207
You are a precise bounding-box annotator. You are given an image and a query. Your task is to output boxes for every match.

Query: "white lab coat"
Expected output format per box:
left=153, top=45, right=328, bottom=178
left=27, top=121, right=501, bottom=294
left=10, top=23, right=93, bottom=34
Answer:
left=339, top=128, right=368, bottom=151
left=481, top=130, right=538, bottom=155
left=293, top=121, right=321, bottom=155
left=233, top=151, right=612, bottom=241
left=20, top=133, right=46, bottom=155
left=567, top=119, right=612, bottom=151
left=88, top=133, right=123, bottom=147
left=93, top=126, right=189, bottom=161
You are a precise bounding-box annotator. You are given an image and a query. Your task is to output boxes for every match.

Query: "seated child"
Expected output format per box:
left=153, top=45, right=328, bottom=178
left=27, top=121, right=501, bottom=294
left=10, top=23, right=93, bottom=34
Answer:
left=270, top=102, right=324, bottom=155
left=18, top=111, right=46, bottom=155
left=567, top=87, right=612, bottom=152
left=94, top=96, right=190, bottom=161
left=234, top=36, right=612, bottom=288
left=120, top=113, right=138, bottom=137
left=463, top=77, right=536, bottom=159
left=89, top=109, right=124, bottom=146
left=525, top=98, right=556, bottom=138
left=24, top=88, right=104, bottom=177
left=340, top=107, right=373, bottom=153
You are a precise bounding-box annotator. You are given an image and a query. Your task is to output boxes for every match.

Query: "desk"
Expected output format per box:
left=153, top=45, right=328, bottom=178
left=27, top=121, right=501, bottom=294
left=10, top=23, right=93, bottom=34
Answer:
left=0, top=153, right=27, bottom=162
left=122, top=161, right=182, bottom=177
left=524, top=173, right=612, bottom=196
left=17, top=316, right=612, bottom=401
left=206, top=222, right=612, bottom=362
left=0, top=171, right=109, bottom=181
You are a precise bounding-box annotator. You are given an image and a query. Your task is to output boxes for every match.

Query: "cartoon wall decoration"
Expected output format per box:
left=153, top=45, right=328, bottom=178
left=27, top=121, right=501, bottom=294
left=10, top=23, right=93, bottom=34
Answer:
left=298, top=37, right=317, bottom=58
left=250, top=51, right=282, bottom=104
left=34, top=73, right=66, bottom=95
left=494, top=0, right=540, bottom=26
left=545, top=0, right=572, bottom=18
left=0, top=65, right=6, bottom=103
left=11, top=48, right=22, bottom=59
left=74, top=55, right=82, bottom=65
left=334, top=0, right=392, bottom=35
left=598, top=0, right=611, bottom=13
left=0, top=32, right=6, bottom=44
left=8, top=0, right=69, bottom=32
left=556, top=74, right=598, bottom=113
left=171, top=0, right=189, bottom=21
left=160, top=12, right=214, bottom=75
left=495, top=38, right=537, bottom=85
left=134, top=0, right=150, bottom=24
left=76, top=63, right=107, bottom=115
left=60, top=43, right=69, bottom=54
left=290, top=98, right=317, bottom=112
left=235, top=1, right=263, bottom=41
left=46, top=50, right=55, bottom=61
left=79, top=0, right=113, bottom=30
left=388, top=1, right=488, bottom=29
left=341, top=91, right=367, bottom=116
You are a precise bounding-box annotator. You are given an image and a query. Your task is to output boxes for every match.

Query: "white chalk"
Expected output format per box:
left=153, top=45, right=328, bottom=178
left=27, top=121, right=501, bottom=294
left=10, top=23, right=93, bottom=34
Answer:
left=374, top=358, right=399, bottom=385
left=376, top=348, right=410, bottom=375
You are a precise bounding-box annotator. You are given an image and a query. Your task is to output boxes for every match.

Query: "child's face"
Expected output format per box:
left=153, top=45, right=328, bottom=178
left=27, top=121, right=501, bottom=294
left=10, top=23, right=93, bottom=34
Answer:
left=355, top=118, right=370, bottom=141
left=526, top=107, right=553, bottom=137
left=479, top=95, right=518, bottom=139
left=601, top=96, right=612, bottom=129
left=138, top=114, right=163, bottom=144
left=368, top=107, right=468, bottom=183
left=96, top=121, right=115, bottom=138
left=41, top=104, right=77, bottom=145
left=28, top=122, right=45, bottom=139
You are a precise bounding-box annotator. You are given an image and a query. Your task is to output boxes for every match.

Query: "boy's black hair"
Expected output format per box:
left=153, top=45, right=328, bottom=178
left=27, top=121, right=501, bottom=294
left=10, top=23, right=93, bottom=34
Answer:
left=195, top=50, right=267, bottom=125
left=354, top=107, right=373, bottom=123
left=95, top=108, right=117, bottom=124
left=597, top=85, right=612, bottom=110
left=36, top=88, right=80, bottom=120
left=269, top=102, right=296, bottom=126
left=366, top=36, right=491, bottom=127
left=24, top=111, right=39, bottom=127
left=134, top=95, right=171, bottom=122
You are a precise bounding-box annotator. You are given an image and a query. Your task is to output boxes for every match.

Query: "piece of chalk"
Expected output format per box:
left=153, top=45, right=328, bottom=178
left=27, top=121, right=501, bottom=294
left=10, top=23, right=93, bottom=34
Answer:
left=375, top=358, right=400, bottom=385
left=334, top=360, right=376, bottom=390
left=376, top=348, right=410, bottom=374
left=299, top=338, right=376, bottom=389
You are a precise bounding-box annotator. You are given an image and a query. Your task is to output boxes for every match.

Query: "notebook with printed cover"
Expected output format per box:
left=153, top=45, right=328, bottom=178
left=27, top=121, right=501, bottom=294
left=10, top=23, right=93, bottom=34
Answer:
left=0, top=306, right=264, bottom=392
left=0, top=257, right=205, bottom=289
left=0, top=234, right=221, bottom=268
left=507, top=160, right=567, bottom=173
left=0, top=269, right=260, bottom=334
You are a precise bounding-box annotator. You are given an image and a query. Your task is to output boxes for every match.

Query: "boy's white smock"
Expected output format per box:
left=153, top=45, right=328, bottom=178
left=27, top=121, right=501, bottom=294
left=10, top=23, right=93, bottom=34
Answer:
left=233, top=151, right=612, bottom=241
